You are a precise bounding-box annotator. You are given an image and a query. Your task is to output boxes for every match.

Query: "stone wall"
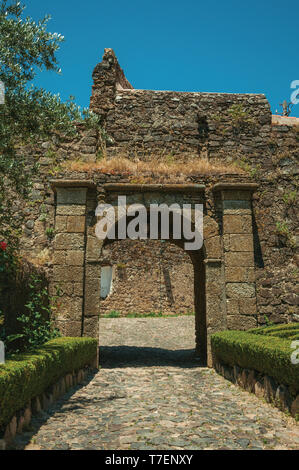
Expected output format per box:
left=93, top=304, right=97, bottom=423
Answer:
left=90, top=49, right=272, bottom=160
left=7, top=48, right=297, bottom=345
left=99, top=239, right=194, bottom=316
left=214, top=358, right=299, bottom=419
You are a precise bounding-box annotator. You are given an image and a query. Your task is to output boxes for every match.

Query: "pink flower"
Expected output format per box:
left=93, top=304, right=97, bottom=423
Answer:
left=0, top=242, right=7, bottom=251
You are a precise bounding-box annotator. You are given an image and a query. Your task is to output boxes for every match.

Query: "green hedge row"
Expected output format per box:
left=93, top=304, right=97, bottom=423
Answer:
left=0, top=337, right=98, bottom=430
left=211, top=330, right=299, bottom=393
left=248, top=322, right=299, bottom=340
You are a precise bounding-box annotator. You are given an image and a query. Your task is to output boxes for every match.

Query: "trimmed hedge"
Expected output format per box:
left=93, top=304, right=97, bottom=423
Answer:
left=248, top=322, right=299, bottom=340
left=211, top=330, right=299, bottom=393
left=0, top=337, right=98, bottom=430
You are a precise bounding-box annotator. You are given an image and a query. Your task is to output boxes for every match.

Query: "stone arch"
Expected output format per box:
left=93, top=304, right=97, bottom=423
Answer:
left=51, top=180, right=258, bottom=368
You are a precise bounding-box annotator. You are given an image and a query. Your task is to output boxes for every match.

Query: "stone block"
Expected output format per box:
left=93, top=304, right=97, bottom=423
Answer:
left=229, top=234, right=254, bottom=252
left=245, top=369, right=256, bottom=393
left=57, top=188, right=87, bottom=205
left=55, top=282, right=73, bottom=296
left=86, top=236, right=103, bottom=261
left=23, top=405, right=32, bottom=428
left=222, top=190, right=252, bottom=201
left=239, top=298, right=257, bottom=315
left=226, top=282, right=255, bottom=298
left=225, top=251, right=254, bottom=267
left=55, top=215, right=67, bottom=232
left=203, top=216, right=219, bottom=239
left=66, top=250, right=85, bottom=266
left=73, top=282, right=84, bottom=296
left=225, top=266, right=255, bottom=282
left=205, top=236, right=221, bottom=258
left=254, top=380, right=265, bottom=399
left=53, top=250, right=66, bottom=265
left=276, top=385, right=292, bottom=412
left=55, top=320, right=82, bottom=337
left=83, top=316, right=99, bottom=338
left=54, top=233, right=84, bottom=250
left=84, top=293, right=100, bottom=317
left=58, top=377, right=66, bottom=397
left=227, top=315, right=257, bottom=330
left=65, top=373, right=73, bottom=390
left=264, top=375, right=277, bottom=403
left=223, top=214, right=252, bottom=234
left=85, top=263, right=101, bottom=280
left=84, top=278, right=101, bottom=298
left=226, top=299, right=239, bottom=315
left=66, top=216, right=86, bottom=233
left=31, top=396, right=42, bottom=414
left=17, top=415, right=25, bottom=434
left=53, top=266, right=84, bottom=282
left=56, top=204, right=86, bottom=216
left=223, top=200, right=251, bottom=214
left=4, top=416, right=17, bottom=444
left=56, top=296, right=83, bottom=322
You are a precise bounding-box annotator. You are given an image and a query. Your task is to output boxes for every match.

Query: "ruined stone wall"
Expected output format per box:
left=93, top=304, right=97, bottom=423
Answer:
left=11, top=48, right=298, bottom=329
left=90, top=49, right=272, bottom=161
left=99, top=239, right=194, bottom=316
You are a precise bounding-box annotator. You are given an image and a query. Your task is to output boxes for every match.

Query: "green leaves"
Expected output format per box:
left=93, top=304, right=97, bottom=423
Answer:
left=0, top=1, right=82, bottom=248
left=0, top=337, right=98, bottom=429
left=211, top=327, right=299, bottom=392
left=13, top=274, right=61, bottom=352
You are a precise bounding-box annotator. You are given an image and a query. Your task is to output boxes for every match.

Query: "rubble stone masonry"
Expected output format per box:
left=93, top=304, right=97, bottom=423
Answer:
left=3, top=48, right=297, bottom=365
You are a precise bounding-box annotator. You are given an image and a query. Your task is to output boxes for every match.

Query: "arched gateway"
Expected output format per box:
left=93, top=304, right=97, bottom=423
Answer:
left=50, top=180, right=258, bottom=367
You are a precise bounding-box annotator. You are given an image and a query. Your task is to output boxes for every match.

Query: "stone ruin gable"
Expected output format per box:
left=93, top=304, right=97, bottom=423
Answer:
left=90, top=48, right=272, bottom=159
left=90, top=48, right=133, bottom=119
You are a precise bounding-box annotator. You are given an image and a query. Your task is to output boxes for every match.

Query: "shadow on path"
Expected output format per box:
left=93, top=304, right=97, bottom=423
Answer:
left=100, top=345, right=203, bottom=368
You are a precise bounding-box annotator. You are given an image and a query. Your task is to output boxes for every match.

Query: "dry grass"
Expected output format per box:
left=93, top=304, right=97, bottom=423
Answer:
left=63, top=154, right=244, bottom=178
left=22, top=248, right=52, bottom=267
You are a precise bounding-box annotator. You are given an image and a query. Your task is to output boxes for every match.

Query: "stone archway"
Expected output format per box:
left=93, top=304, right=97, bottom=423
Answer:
left=50, top=180, right=258, bottom=367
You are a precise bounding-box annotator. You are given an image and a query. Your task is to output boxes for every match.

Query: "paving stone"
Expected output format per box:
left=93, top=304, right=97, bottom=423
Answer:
left=11, top=318, right=299, bottom=451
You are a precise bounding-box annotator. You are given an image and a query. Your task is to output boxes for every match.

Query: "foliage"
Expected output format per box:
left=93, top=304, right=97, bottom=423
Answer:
left=227, top=104, right=254, bottom=129
left=0, top=238, right=17, bottom=274
left=276, top=221, right=290, bottom=236
left=0, top=1, right=100, bottom=252
left=0, top=337, right=98, bottom=430
left=282, top=190, right=297, bottom=205
left=211, top=329, right=299, bottom=393
left=2, top=274, right=61, bottom=354
left=248, top=322, right=299, bottom=340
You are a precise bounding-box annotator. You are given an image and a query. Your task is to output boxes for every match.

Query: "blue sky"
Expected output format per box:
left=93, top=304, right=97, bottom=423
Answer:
left=25, top=0, right=299, bottom=117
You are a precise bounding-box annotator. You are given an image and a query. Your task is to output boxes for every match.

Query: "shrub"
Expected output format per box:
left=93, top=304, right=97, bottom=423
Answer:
left=211, top=330, right=299, bottom=393
left=3, top=274, right=61, bottom=354
left=249, top=322, right=299, bottom=340
left=0, top=337, right=98, bottom=431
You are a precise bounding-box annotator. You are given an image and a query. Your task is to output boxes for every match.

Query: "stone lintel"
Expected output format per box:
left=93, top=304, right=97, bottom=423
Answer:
left=50, top=180, right=96, bottom=191
left=212, top=183, right=259, bottom=193
left=103, top=183, right=206, bottom=193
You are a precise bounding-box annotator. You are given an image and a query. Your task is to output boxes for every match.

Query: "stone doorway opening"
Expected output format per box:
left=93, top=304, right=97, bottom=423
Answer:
left=51, top=181, right=258, bottom=368
left=96, top=212, right=207, bottom=365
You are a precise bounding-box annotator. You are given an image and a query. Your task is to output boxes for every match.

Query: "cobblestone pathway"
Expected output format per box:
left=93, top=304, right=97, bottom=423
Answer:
left=12, top=317, right=299, bottom=450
